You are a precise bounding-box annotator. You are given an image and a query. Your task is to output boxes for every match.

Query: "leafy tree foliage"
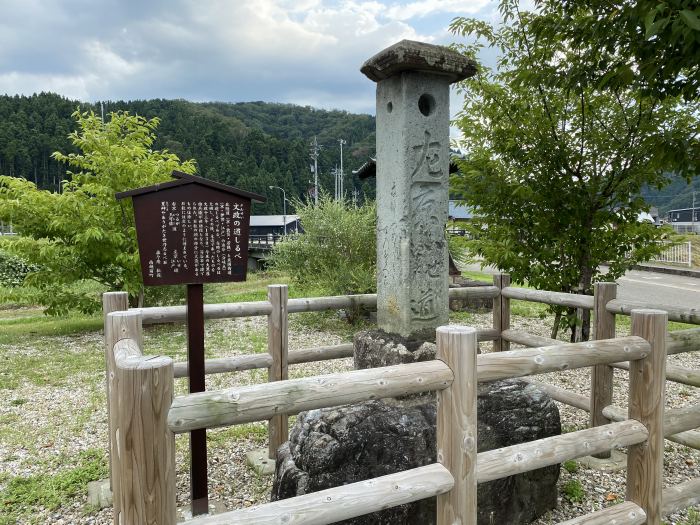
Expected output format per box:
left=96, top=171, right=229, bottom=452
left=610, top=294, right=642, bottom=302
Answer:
left=450, top=1, right=699, bottom=339
left=267, top=195, right=377, bottom=296
left=0, top=95, right=377, bottom=210
left=532, top=0, right=700, bottom=100
left=0, top=110, right=195, bottom=314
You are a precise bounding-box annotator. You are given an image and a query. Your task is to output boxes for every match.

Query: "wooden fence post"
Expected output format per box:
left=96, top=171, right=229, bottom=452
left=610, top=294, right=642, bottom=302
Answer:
left=436, top=325, right=478, bottom=525
left=590, top=282, right=617, bottom=459
left=106, top=310, right=144, bottom=525
left=267, top=284, right=289, bottom=459
left=102, top=292, right=129, bottom=491
left=627, top=309, right=667, bottom=524
left=493, top=274, right=510, bottom=352
left=114, top=339, right=176, bottom=525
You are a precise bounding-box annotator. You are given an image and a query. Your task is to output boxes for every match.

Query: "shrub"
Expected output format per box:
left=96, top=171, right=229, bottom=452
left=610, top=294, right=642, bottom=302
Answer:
left=0, top=248, right=38, bottom=287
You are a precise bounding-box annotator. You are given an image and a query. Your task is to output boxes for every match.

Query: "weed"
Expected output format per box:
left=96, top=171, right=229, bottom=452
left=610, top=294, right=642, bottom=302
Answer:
left=562, top=479, right=586, bottom=503
left=562, top=460, right=578, bottom=474
left=9, top=399, right=26, bottom=406
left=0, top=449, right=108, bottom=523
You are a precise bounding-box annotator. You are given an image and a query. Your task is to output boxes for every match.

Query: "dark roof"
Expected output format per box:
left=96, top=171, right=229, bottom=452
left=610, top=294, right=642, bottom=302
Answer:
left=353, top=158, right=461, bottom=180
left=115, top=171, right=266, bottom=202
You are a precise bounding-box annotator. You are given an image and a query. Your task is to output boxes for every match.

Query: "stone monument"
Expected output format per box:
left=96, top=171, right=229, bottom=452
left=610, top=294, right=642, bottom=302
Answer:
left=368, top=40, right=475, bottom=339
left=272, top=40, right=561, bottom=525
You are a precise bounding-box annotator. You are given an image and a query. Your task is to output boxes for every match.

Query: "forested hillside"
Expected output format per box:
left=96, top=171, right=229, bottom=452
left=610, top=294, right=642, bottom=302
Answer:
left=0, top=93, right=376, bottom=213
left=642, top=173, right=700, bottom=215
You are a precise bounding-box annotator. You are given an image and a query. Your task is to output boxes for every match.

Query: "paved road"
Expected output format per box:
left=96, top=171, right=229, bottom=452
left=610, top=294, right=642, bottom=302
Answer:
left=462, top=263, right=699, bottom=310
left=616, top=270, right=699, bottom=311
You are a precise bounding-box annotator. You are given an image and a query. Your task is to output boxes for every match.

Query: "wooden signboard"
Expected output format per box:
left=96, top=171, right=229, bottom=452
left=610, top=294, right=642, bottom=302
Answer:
left=116, top=171, right=265, bottom=516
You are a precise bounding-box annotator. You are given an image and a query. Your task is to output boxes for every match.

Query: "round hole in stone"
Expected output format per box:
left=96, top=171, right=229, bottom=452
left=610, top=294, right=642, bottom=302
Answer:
left=418, top=94, right=435, bottom=116
left=386, top=101, right=393, bottom=113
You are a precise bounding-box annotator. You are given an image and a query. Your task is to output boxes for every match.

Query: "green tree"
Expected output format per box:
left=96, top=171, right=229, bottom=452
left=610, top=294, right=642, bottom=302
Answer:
left=0, top=110, right=195, bottom=314
left=450, top=2, right=699, bottom=340
left=533, top=0, right=700, bottom=100
left=267, top=195, right=377, bottom=296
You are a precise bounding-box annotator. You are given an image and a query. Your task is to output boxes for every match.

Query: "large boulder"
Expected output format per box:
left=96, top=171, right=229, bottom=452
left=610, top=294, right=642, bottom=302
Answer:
left=272, top=379, right=561, bottom=525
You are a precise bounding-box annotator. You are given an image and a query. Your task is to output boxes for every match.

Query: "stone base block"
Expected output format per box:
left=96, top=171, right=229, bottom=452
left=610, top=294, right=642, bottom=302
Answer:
left=87, top=479, right=112, bottom=509
left=272, top=379, right=561, bottom=525
left=245, top=448, right=276, bottom=476
left=577, top=450, right=627, bottom=472
left=178, top=500, right=228, bottom=521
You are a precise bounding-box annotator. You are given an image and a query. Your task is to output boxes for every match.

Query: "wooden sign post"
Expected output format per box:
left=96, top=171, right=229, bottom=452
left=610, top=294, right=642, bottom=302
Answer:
left=117, top=171, right=265, bottom=516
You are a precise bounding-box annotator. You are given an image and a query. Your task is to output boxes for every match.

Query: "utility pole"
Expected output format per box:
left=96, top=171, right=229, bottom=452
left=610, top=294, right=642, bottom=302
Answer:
left=309, top=136, right=320, bottom=205
left=269, top=185, right=287, bottom=235
left=331, top=165, right=340, bottom=200
left=693, top=190, right=697, bottom=234
left=338, top=138, right=346, bottom=200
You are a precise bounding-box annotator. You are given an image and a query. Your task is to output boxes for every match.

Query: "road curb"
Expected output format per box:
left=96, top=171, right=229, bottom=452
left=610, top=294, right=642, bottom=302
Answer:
left=629, top=264, right=700, bottom=279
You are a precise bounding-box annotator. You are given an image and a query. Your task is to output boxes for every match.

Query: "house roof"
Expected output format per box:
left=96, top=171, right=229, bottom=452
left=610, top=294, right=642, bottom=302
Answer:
left=250, top=215, right=300, bottom=227
left=115, top=171, right=266, bottom=202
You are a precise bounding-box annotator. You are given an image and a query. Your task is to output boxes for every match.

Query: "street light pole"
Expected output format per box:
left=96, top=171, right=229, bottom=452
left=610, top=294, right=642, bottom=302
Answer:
left=269, top=185, right=288, bottom=235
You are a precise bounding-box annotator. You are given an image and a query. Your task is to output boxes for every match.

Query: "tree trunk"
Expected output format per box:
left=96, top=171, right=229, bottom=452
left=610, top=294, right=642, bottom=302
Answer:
left=551, top=310, right=562, bottom=340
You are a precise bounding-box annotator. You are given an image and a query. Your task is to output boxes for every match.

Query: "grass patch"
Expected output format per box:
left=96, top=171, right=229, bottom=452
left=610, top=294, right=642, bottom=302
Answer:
left=0, top=314, right=102, bottom=345
left=0, top=449, right=108, bottom=525
left=562, top=479, right=586, bottom=503
left=208, top=423, right=268, bottom=446
left=562, top=460, right=579, bottom=474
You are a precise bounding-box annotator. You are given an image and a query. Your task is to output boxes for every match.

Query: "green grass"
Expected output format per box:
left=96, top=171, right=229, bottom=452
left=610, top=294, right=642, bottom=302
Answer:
left=562, top=460, right=579, bottom=474
left=562, top=479, right=586, bottom=503
left=0, top=314, right=102, bottom=345
left=0, top=449, right=108, bottom=525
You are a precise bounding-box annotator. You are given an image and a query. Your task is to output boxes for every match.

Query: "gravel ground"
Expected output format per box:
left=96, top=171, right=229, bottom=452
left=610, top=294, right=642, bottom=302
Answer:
left=1, top=310, right=699, bottom=524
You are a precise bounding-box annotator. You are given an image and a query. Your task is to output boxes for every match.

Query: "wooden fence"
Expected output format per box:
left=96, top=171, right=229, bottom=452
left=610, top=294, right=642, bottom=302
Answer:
left=103, top=278, right=700, bottom=524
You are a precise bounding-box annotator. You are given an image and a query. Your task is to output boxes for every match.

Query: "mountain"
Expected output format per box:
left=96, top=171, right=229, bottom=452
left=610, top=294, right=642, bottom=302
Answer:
left=641, top=173, right=700, bottom=216
left=0, top=94, right=377, bottom=214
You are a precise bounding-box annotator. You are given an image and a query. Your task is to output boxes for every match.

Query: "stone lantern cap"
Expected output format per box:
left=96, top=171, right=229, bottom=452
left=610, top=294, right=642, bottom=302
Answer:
left=360, top=39, right=477, bottom=83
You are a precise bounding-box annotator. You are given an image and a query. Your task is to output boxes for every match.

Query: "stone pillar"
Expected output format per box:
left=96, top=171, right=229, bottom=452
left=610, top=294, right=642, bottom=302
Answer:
left=361, top=40, right=476, bottom=338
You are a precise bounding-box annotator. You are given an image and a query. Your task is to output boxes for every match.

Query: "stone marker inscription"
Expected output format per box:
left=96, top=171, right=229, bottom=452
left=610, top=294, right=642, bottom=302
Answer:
left=131, top=184, right=251, bottom=286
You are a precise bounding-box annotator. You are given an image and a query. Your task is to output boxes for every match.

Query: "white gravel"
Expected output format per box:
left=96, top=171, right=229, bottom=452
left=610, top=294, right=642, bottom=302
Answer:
left=1, top=310, right=699, bottom=524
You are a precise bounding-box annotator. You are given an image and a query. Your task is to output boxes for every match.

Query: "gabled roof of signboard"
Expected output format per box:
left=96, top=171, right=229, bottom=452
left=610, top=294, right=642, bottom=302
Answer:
left=115, top=171, right=266, bottom=202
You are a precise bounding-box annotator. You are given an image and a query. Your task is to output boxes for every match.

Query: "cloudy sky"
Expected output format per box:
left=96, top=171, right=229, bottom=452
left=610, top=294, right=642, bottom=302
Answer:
left=0, top=0, right=500, bottom=116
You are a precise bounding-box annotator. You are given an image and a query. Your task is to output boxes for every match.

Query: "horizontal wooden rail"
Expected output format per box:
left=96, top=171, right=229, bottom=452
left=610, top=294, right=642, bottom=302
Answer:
left=185, top=463, right=454, bottom=525
left=501, top=287, right=595, bottom=310
left=168, top=360, right=453, bottom=433
left=662, top=477, right=700, bottom=516
left=611, top=360, right=700, bottom=388
left=477, top=420, right=647, bottom=483
left=668, top=327, right=700, bottom=355
left=607, top=299, right=700, bottom=325
left=504, top=329, right=700, bottom=386
left=477, top=336, right=650, bottom=382
left=556, top=501, right=646, bottom=525
left=172, top=328, right=500, bottom=379
left=135, top=287, right=500, bottom=325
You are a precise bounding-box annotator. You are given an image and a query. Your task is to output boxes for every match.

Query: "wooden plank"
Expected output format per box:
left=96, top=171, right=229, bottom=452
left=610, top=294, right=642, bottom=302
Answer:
left=477, top=336, right=650, bottom=382
left=102, top=292, right=129, bottom=493
left=436, top=326, right=478, bottom=525
left=287, top=294, right=377, bottom=313
left=173, top=354, right=273, bottom=378
left=626, top=309, right=667, bottom=524
left=137, top=287, right=504, bottom=325
left=501, top=287, right=595, bottom=310
left=667, top=327, right=700, bottom=355
left=168, top=360, right=453, bottom=433
left=268, top=284, right=289, bottom=459
left=662, top=477, right=700, bottom=517
left=607, top=299, right=700, bottom=325
left=477, top=420, right=647, bottom=483
left=138, top=301, right=273, bottom=324
left=612, top=360, right=700, bottom=388
left=171, top=330, right=497, bottom=379
left=591, top=282, right=617, bottom=459
left=526, top=380, right=590, bottom=412
left=185, top=463, right=454, bottom=525
left=449, top=285, right=500, bottom=299
left=502, top=329, right=557, bottom=347
left=114, top=346, right=176, bottom=525
left=555, top=501, right=646, bottom=525
left=602, top=404, right=700, bottom=450
left=493, top=274, right=510, bottom=352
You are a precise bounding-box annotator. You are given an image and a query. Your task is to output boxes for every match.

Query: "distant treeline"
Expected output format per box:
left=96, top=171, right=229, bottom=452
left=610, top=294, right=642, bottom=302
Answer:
left=0, top=93, right=377, bottom=214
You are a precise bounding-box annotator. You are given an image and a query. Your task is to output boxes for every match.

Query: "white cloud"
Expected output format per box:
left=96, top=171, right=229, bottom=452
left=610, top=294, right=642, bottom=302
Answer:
left=385, top=0, right=491, bottom=21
